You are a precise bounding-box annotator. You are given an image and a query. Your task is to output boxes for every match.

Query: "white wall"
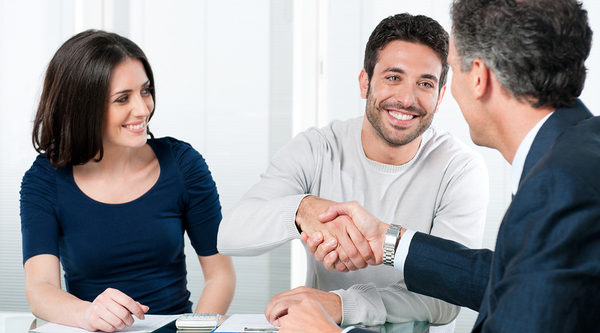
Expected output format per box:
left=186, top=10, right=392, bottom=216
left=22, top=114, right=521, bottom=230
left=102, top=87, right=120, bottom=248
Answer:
left=0, top=0, right=293, bottom=315
left=1, top=1, right=599, bottom=332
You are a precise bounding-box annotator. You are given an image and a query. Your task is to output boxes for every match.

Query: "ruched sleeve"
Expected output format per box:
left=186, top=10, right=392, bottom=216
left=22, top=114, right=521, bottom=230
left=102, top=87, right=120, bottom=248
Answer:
left=169, top=138, right=222, bottom=256
left=20, top=155, right=61, bottom=264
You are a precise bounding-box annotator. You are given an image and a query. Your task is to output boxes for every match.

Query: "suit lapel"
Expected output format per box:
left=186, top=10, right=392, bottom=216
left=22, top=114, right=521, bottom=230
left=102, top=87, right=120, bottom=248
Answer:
left=519, top=99, right=592, bottom=185
left=472, top=301, right=487, bottom=332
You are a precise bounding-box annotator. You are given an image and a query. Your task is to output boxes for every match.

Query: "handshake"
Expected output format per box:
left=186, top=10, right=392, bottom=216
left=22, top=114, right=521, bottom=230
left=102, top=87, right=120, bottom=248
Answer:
left=296, top=196, right=406, bottom=272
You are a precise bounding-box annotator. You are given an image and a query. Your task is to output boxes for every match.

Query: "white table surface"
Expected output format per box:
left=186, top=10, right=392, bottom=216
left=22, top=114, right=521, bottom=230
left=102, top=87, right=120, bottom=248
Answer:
left=0, top=311, right=36, bottom=333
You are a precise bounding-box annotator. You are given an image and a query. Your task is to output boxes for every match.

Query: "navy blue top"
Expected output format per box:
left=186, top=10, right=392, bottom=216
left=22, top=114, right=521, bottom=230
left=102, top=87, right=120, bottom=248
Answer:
left=20, top=137, right=222, bottom=314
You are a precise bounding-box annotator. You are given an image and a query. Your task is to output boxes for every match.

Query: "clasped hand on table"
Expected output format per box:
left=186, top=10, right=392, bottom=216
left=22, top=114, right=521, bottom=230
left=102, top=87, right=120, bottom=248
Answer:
left=82, top=288, right=149, bottom=332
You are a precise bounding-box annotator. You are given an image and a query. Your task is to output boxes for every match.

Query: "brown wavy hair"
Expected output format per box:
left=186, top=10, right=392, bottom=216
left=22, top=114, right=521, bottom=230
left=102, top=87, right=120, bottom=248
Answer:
left=32, top=29, right=156, bottom=169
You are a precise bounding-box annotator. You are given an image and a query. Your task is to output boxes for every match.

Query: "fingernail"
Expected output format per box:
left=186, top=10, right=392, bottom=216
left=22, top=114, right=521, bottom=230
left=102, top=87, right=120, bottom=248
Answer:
left=326, top=238, right=336, bottom=246
left=367, top=259, right=375, bottom=265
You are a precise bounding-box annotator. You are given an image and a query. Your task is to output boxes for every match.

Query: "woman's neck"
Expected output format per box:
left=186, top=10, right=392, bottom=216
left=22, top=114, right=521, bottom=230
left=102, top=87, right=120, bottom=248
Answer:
left=72, top=143, right=159, bottom=204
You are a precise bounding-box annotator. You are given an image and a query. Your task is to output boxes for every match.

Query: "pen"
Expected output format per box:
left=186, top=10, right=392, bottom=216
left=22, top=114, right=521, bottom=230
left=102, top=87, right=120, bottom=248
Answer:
left=244, top=327, right=279, bottom=332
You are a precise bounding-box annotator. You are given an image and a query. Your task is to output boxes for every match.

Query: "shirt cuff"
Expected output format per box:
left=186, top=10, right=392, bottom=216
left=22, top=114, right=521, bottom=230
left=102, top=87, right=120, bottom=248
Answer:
left=341, top=326, right=356, bottom=333
left=393, top=229, right=416, bottom=273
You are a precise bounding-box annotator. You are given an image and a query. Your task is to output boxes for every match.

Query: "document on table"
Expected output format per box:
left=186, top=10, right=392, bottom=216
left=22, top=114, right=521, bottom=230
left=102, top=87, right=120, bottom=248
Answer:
left=31, top=314, right=180, bottom=333
left=214, top=314, right=279, bottom=332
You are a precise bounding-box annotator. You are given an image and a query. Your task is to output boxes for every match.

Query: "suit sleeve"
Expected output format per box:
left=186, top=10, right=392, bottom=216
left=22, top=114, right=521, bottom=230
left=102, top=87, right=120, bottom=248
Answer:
left=401, top=153, right=493, bottom=311
left=217, top=130, right=323, bottom=256
left=404, top=232, right=493, bottom=311
left=334, top=154, right=489, bottom=325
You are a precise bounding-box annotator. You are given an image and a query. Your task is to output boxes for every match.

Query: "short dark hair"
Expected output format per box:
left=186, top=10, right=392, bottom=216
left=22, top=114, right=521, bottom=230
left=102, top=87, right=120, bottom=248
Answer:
left=32, top=29, right=156, bottom=169
left=451, top=0, right=592, bottom=108
left=363, top=13, right=449, bottom=91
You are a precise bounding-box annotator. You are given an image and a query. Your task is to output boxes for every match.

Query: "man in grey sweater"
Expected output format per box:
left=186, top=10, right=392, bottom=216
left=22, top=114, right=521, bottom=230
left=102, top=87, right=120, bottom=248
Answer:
left=217, top=13, right=488, bottom=326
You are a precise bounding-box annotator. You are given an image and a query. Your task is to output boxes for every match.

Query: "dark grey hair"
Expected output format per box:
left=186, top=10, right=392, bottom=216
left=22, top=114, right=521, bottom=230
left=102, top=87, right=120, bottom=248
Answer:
left=451, top=0, right=592, bottom=108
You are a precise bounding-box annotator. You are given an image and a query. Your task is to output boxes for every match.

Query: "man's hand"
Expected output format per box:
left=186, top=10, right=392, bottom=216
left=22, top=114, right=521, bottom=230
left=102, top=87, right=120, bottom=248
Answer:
left=304, top=201, right=390, bottom=271
left=278, top=299, right=342, bottom=333
left=296, top=196, right=374, bottom=271
left=80, top=288, right=149, bottom=332
left=301, top=231, right=344, bottom=267
left=264, top=286, right=342, bottom=326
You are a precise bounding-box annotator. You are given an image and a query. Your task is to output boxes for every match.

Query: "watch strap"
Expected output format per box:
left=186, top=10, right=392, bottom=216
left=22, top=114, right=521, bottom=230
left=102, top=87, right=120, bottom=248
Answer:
left=383, top=224, right=402, bottom=266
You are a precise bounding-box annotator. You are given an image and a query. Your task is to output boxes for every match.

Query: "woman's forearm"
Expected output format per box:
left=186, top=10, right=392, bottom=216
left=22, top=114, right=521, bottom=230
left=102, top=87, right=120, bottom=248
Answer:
left=195, top=254, right=236, bottom=314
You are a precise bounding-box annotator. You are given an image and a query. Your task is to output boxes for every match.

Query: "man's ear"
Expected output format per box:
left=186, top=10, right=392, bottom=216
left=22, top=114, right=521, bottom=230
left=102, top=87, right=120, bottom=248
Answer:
left=471, top=59, right=489, bottom=100
left=434, top=85, right=447, bottom=114
left=359, top=69, right=369, bottom=99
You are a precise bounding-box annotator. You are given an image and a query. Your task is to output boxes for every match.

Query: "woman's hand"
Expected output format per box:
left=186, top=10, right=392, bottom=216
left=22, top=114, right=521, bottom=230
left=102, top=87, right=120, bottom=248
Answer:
left=81, top=288, right=149, bottom=332
left=25, top=255, right=148, bottom=332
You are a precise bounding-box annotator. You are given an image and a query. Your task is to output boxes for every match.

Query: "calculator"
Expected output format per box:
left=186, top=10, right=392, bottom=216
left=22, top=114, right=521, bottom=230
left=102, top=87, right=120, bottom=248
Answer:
left=175, top=313, right=221, bottom=331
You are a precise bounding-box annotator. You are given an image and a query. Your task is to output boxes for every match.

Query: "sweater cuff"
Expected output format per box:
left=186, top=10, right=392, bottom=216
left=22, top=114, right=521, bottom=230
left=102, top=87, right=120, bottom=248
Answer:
left=331, top=284, right=387, bottom=326
left=331, top=289, right=358, bottom=327
left=284, top=194, right=311, bottom=238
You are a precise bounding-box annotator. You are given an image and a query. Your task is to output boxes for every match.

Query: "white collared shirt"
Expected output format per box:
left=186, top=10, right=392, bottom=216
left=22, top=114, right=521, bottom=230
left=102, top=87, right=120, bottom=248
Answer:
left=510, top=112, right=554, bottom=195
left=394, top=112, right=554, bottom=272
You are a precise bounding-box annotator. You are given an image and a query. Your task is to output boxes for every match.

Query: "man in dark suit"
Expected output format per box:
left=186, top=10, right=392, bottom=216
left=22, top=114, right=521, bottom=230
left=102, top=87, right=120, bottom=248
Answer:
left=277, top=0, right=600, bottom=332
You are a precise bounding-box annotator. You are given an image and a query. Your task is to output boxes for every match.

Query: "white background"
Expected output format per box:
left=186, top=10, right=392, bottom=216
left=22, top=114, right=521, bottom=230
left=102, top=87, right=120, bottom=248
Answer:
left=1, top=1, right=599, bottom=332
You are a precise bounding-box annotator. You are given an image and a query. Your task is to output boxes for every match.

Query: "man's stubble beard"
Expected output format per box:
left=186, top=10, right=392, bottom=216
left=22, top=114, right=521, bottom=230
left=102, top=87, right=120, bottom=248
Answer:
left=364, top=86, right=437, bottom=148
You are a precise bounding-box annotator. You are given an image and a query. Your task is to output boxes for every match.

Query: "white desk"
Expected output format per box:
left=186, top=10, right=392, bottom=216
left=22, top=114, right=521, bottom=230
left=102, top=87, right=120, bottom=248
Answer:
left=1, top=311, right=433, bottom=333
left=0, top=311, right=36, bottom=333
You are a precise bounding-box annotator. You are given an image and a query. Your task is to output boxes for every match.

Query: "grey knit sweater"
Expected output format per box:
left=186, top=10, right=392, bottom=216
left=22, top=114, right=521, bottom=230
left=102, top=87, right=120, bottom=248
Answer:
left=218, top=117, right=488, bottom=325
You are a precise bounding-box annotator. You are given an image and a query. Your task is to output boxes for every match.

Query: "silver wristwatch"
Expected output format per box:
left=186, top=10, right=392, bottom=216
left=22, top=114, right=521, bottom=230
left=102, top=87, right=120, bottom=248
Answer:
left=383, top=224, right=402, bottom=266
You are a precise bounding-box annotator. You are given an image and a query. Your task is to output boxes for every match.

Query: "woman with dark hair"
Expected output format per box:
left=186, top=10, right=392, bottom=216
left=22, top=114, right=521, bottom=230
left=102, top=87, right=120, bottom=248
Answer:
left=20, top=30, right=235, bottom=332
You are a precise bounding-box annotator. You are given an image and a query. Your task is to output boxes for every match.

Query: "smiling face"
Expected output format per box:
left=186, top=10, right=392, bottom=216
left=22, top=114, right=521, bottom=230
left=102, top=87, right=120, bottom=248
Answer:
left=103, top=58, right=154, bottom=151
left=361, top=40, right=445, bottom=148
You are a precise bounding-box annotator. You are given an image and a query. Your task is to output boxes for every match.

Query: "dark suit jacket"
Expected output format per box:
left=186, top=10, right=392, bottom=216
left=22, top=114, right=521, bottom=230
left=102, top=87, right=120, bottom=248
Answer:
left=368, top=99, right=600, bottom=333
